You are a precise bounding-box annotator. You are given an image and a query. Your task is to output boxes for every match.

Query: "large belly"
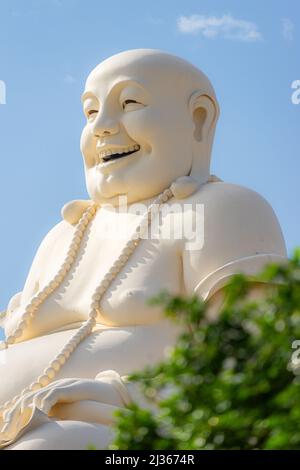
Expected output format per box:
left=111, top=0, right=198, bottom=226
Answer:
left=0, top=320, right=181, bottom=406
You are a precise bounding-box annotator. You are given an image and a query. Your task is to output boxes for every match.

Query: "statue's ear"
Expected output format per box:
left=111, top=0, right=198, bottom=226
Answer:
left=189, top=91, right=219, bottom=142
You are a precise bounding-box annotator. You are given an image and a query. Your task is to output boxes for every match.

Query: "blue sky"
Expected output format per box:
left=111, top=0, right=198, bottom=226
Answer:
left=0, top=0, right=299, bottom=335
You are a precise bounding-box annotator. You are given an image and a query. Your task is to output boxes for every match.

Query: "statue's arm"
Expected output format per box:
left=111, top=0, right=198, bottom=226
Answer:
left=182, top=182, right=287, bottom=302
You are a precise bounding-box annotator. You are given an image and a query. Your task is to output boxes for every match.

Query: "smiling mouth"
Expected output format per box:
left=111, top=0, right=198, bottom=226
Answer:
left=97, top=144, right=141, bottom=164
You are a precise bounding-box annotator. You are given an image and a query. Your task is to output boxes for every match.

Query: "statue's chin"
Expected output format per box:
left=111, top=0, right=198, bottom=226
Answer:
left=87, top=180, right=156, bottom=206
left=89, top=192, right=153, bottom=207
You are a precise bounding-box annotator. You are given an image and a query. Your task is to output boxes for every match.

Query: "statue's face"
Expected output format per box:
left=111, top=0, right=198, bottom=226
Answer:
left=80, top=53, right=194, bottom=204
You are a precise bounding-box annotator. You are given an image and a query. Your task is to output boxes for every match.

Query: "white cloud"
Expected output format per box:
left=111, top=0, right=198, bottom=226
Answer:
left=64, top=74, right=76, bottom=84
left=177, top=14, right=262, bottom=42
left=281, top=18, right=294, bottom=41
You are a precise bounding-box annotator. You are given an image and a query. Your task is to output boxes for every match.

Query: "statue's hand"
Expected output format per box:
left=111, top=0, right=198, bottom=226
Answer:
left=2, top=372, right=131, bottom=436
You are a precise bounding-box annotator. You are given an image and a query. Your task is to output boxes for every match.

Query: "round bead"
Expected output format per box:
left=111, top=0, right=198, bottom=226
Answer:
left=54, top=274, right=64, bottom=284
left=61, top=347, right=71, bottom=357
left=68, top=336, right=78, bottom=346
left=90, top=301, right=99, bottom=310
left=37, top=375, right=50, bottom=387
left=37, top=291, right=46, bottom=301
left=108, top=266, right=118, bottom=277
left=51, top=359, right=61, bottom=371
left=13, top=328, right=23, bottom=339
left=72, top=335, right=82, bottom=346
left=73, top=235, right=82, bottom=244
left=25, top=304, right=35, bottom=314
left=56, top=354, right=66, bottom=365
left=63, top=342, right=73, bottom=351
left=6, top=336, right=15, bottom=345
left=50, top=279, right=59, bottom=289
left=71, top=238, right=81, bottom=249
left=0, top=341, right=7, bottom=350
left=107, top=271, right=115, bottom=280
left=31, top=297, right=40, bottom=307
left=21, top=313, right=31, bottom=325
left=85, top=212, right=93, bottom=220
left=72, top=334, right=83, bottom=345
left=89, top=309, right=98, bottom=319
left=75, top=225, right=84, bottom=235
left=76, top=225, right=85, bottom=237
left=65, top=255, right=75, bottom=265
left=125, top=240, right=136, bottom=251
left=18, top=320, right=27, bottom=331
left=95, top=285, right=106, bottom=295
left=29, top=382, right=42, bottom=392
left=78, top=217, right=88, bottom=226
left=21, top=388, right=29, bottom=396
left=64, top=260, right=73, bottom=269
left=123, top=246, right=133, bottom=256
left=79, top=220, right=89, bottom=230
left=65, top=252, right=75, bottom=262
left=45, top=367, right=56, bottom=379
left=88, top=205, right=96, bottom=215
left=59, top=266, right=68, bottom=277
left=119, top=254, right=129, bottom=264
left=69, top=244, right=79, bottom=254
left=101, top=279, right=110, bottom=289
left=92, top=293, right=101, bottom=301
left=62, top=351, right=71, bottom=361
left=88, top=317, right=97, bottom=328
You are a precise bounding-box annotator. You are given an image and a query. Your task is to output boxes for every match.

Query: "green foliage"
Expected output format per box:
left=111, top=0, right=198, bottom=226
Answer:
left=112, top=252, right=300, bottom=450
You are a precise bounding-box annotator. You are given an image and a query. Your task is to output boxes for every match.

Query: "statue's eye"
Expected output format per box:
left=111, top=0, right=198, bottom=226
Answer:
left=122, top=99, right=143, bottom=111
left=87, top=109, right=98, bottom=118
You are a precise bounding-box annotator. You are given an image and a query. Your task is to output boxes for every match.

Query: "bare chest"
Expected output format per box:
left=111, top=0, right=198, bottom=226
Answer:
left=36, top=208, right=183, bottom=328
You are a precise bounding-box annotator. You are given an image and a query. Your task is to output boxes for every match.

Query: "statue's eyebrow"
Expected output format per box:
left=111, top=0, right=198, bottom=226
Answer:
left=81, top=80, right=146, bottom=104
left=110, top=79, right=143, bottom=91
left=81, top=91, right=97, bottom=103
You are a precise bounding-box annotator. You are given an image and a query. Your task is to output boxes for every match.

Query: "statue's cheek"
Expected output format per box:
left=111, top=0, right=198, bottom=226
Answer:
left=122, top=108, right=157, bottom=142
left=80, top=125, right=96, bottom=168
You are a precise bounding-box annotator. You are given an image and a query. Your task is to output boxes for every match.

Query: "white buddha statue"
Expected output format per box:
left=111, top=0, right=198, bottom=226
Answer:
left=0, top=49, right=286, bottom=450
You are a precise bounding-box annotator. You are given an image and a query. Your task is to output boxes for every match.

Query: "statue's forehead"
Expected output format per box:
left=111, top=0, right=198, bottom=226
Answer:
left=85, top=59, right=165, bottom=91
left=84, top=54, right=192, bottom=96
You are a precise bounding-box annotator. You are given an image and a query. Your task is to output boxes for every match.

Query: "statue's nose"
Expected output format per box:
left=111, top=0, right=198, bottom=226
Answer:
left=92, top=110, right=119, bottom=138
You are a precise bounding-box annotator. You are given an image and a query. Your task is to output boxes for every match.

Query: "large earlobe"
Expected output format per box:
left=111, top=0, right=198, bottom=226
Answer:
left=189, top=91, right=219, bottom=142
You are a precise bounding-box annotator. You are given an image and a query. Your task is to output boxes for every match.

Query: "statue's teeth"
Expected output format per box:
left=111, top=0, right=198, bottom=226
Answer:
left=98, top=144, right=140, bottom=163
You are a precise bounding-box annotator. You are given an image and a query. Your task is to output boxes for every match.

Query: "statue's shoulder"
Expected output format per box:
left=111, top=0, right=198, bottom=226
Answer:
left=181, top=180, right=287, bottom=257
left=186, top=180, right=279, bottom=220
left=37, top=212, right=78, bottom=258
left=36, top=219, right=74, bottom=258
